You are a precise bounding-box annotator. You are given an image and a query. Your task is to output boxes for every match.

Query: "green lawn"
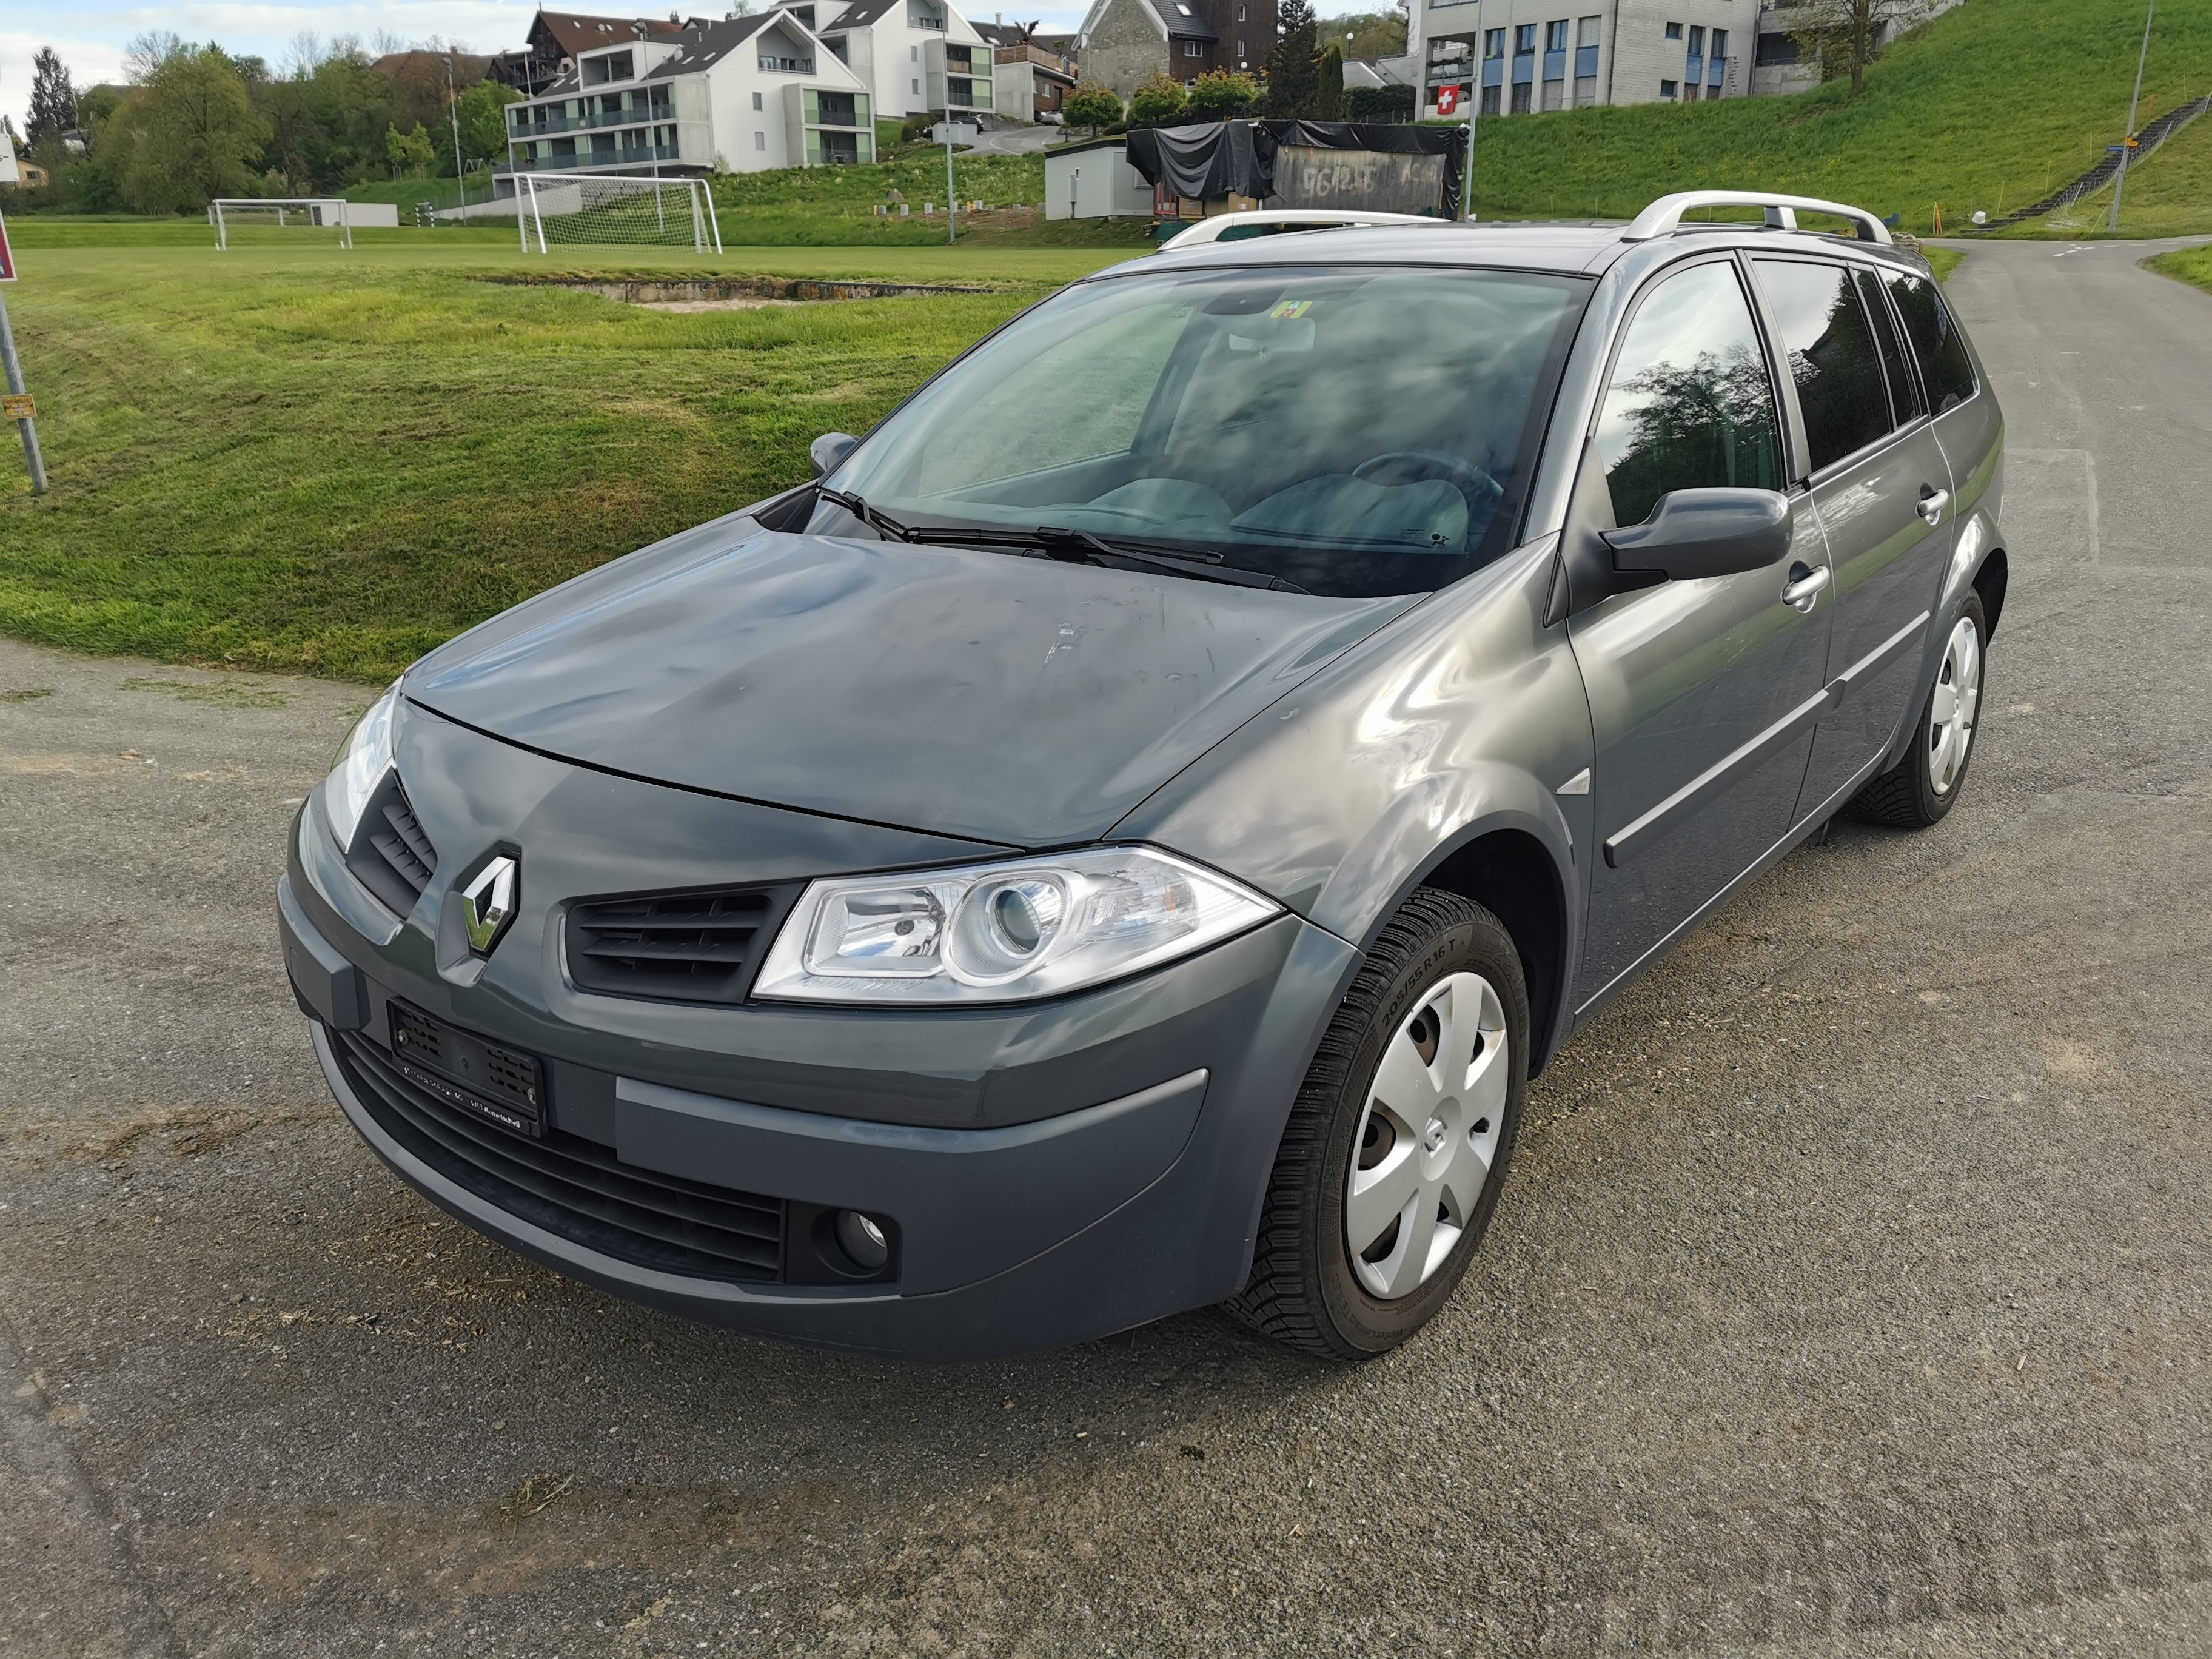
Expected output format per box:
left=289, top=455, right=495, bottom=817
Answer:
left=2147, top=243, right=2212, bottom=293
left=0, top=243, right=1131, bottom=679
left=1462, top=0, right=2212, bottom=235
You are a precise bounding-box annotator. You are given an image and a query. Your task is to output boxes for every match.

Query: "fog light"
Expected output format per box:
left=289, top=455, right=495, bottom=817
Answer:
left=834, top=1209, right=890, bottom=1272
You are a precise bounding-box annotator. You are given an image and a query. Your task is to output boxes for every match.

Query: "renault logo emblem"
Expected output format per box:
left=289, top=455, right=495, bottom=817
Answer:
left=460, top=856, right=518, bottom=956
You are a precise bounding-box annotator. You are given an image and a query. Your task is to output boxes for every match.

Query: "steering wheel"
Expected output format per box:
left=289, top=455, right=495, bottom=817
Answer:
left=1352, top=451, right=1503, bottom=548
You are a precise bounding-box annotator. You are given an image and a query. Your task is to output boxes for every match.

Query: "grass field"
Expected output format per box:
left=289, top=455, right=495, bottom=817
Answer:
left=0, top=244, right=1130, bottom=679
left=2147, top=242, right=2212, bottom=293
left=2014, top=107, right=2212, bottom=237
left=1461, top=0, right=2212, bottom=234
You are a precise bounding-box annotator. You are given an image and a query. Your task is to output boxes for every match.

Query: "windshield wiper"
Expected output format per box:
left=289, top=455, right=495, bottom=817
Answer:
left=814, top=489, right=1306, bottom=592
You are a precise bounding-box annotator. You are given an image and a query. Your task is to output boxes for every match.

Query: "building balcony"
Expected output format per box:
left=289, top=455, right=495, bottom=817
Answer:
left=512, top=104, right=671, bottom=137
left=506, top=144, right=683, bottom=172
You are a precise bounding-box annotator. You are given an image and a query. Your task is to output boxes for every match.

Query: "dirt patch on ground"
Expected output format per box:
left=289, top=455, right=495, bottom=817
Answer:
left=483, top=275, right=993, bottom=307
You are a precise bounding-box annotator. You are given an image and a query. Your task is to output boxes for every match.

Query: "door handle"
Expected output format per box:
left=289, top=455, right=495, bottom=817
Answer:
left=1780, top=563, right=1831, bottom=612
left=1918, top=486, right=1951, bottom=526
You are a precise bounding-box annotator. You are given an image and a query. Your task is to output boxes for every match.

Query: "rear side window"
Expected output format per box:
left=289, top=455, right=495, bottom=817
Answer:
left=1854, top=267, right=1923, bottom=424
left=1883, top=270, right=1977, bottom=414
left=1593, top=260, right=1784, bottom=527
left=1752, top=258, right=1892, bottom=473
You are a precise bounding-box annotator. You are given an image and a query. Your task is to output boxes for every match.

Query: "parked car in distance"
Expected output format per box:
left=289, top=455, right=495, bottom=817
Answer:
left=280, top=192, right=2006, bottom=1361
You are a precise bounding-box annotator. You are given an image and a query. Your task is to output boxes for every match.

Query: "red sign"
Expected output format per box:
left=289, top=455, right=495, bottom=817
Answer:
left=1435, top=84, right=1461, bottom=116
left=0, top=212, right=14, bottom=282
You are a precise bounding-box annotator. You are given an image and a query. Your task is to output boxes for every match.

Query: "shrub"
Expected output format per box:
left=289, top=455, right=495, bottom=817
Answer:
left=1126, top=73, right=1188, bottom=129
left=1346, top=84, right=1416, bottom=122
left=1062, top=84, right=1124, bottom=135
left=1186, top=69, right=1259, bottom=120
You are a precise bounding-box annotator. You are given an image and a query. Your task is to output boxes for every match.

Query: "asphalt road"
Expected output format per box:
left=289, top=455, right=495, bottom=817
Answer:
left=4, top=238, right=2210, bottom=1658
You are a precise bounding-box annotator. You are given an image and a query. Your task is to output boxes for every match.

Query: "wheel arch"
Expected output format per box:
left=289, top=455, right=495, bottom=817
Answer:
left=1972, top=545, right=2008, bottom=637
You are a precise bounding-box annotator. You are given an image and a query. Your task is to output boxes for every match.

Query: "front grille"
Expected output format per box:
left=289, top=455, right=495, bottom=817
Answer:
left=565, top=883, right=803, bottom=1005
left=346, top=776, right=438, bottom=916
left=333, top=1027, right=783, bottom=1283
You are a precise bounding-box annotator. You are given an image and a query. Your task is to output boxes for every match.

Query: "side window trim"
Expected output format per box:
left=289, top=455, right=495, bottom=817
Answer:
left=1745, top=254, right=1918, bottom=488
left=1735, top=251, right=1813, bottom=486
left=1586, top=250, right=1792, bottom=517
left=1900, top=266, right=1980, bottom=417
left=1852, top=262, right=1927, bottom=429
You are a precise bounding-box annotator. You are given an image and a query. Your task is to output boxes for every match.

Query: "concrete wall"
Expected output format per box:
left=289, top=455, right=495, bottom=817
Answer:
left=1082, top=0, right=1170, bottom=101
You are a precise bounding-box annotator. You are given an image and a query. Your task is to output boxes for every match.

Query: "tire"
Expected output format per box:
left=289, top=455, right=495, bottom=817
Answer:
left=1850, top=593, right=1988, bottom=830
left=1227, top=889, right=1529, bottom=1360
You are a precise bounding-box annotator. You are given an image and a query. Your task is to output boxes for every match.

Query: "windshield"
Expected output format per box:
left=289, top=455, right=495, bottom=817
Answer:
left=812, top=264, right=1591, bottom=598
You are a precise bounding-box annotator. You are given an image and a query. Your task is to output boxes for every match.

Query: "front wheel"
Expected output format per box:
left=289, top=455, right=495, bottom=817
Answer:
left=1850, top=593, right=1988, bottom=829
left=1226, top=890, right=1529, bottom=1359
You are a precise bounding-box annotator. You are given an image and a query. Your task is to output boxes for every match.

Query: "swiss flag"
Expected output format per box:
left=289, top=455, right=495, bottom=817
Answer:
left=1435, top=85, right=1461, bottom=116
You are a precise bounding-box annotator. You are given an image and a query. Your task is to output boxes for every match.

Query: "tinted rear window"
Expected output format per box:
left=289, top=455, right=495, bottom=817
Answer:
left=1884, top=269, right=1977, bottom=415
left=1752, top=258, right=1892, bottom=473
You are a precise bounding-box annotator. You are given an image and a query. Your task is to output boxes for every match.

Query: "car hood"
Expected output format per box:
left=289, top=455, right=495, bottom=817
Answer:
left=405, top=526, right=1418, bottom=848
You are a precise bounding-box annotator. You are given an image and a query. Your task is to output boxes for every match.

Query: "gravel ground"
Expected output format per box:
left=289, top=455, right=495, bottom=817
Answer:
left=2, top=238, right=2209, bottom=1658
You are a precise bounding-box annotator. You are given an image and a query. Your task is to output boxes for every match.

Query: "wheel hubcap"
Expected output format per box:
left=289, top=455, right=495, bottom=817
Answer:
left=1927, top=615, right=1982, bottom=797
left=1343, top=972, right=1509, bottom=1301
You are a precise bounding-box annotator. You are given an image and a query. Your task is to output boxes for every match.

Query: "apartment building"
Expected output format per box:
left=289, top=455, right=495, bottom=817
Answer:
left=817, top=0, right=996, bottom=123
left=501, top=10, right=877, bottom=175
left=1413, top=0, right=1748, bottom=118
left=974, top=20, right=1079, bottom=121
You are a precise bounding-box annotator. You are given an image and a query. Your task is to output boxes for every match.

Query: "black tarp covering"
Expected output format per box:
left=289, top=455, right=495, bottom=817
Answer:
left=1122, top=120, right=1472, bottom=218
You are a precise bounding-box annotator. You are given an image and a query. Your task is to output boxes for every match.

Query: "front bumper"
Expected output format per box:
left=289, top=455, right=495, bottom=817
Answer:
left=281, top=814, right=1358, bottom=1359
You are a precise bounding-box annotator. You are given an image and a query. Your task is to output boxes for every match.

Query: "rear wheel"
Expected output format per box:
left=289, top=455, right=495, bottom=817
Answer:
left=1851, top=594, right=1987, bottom=829
left=1227, top=889, right=1528, bottom=1359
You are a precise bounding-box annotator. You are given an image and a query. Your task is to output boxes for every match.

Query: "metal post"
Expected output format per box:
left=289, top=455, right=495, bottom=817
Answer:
left=704, top=184, right=723, bottom=255
left=1461, top=0, right=1483, bottom=222
left=0, top=290, right=49, bottom=495
left=2110, top=0, right=2155, bottom=233
left=946, top=127, right=957, bottom=244
left=448, top=54, right=468, bottom=221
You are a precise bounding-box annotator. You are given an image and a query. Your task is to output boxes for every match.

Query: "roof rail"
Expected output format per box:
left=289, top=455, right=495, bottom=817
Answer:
left=1621, top=191, right=1893, bottom=246
left=1158, top=208, right=1456, bottom=252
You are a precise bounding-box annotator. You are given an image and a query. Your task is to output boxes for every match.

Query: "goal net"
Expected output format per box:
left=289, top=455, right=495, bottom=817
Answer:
left=210, top=199, right=354, bottom=250
left=517, top=173, right=722, bottom=255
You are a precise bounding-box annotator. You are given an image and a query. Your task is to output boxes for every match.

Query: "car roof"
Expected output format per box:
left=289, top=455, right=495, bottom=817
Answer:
left=1122, top=220, right=1931, bottom=283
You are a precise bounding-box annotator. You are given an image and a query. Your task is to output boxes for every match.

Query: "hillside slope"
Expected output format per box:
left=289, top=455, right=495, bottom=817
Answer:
left=1466, top=0, right=2212, bottom=233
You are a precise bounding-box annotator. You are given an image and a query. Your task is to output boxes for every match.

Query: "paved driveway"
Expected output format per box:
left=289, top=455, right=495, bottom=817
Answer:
left=3, top=240, right=2210, bottom=1657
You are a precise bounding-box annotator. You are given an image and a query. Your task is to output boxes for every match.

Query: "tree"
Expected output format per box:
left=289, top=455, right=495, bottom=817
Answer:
left=386, top=121, right=437, bottom=177
left=1788, top=0, right=1914, bottom=98
left=121, top=41, right=270, bottom=212
left=1062, top=84, right=1123, bottom=135
left=1313, top=42, right=1346, bottom=118
left=454, top=79, right=521, bottom=169
left=1125, top=72, right=1188, bottom=129
left=28, top=48, right=78, bottom=146
left=1315, top=8, right=1407, bottom=59
left=1265, top=0, right=1320, bottom=118
left=1185, top=69, right=1259, bottom=119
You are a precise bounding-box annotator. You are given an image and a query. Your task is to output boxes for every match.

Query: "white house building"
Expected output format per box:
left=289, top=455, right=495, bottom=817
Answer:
left=1412, top=0, right=1752, bottom=119
left=503, top=10, right=877, bottom=176
left=817, top=0, right=994, bottom=125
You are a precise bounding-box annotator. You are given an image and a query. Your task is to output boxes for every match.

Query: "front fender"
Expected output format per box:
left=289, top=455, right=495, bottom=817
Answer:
left=1114, top=535, right=1592, bottom=979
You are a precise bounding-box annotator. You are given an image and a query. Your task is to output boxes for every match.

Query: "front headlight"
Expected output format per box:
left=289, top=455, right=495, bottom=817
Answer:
left=321, top=680, right=400, bottom=851
left=752, top=846, right=1281, bottom=1005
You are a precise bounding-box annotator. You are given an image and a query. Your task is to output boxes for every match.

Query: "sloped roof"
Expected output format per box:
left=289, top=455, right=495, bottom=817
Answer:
left=532, top=11, right=693, bottom=57
left=823, top=0, right=902, bottom=26
left=1148, top=0, right=1216, bottom=40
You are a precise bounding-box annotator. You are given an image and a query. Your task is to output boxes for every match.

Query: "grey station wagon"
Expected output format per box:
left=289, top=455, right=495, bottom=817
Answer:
left=279, top=190, right=2006, bottom=1361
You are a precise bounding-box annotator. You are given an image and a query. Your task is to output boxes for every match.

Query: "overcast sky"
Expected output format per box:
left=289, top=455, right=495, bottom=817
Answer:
left=0, top=0, right=1100, bottom=134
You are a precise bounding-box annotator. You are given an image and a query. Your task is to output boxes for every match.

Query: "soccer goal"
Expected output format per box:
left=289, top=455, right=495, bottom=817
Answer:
left=515, top=173, right=722, bottom=256
left=210, top=199, right=354, bottom=251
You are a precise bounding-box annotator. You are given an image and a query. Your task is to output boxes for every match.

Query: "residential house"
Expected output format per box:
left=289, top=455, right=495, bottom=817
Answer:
left=501, top=10, right=877, bottom=176
left=1074, top=0, right=1276, bottom=100
left=492, top=11, right=694, bottom=95
left=817, top=0, right=994, bottom=124
left=1412, top=0, right=1746, bottom=118
left=974, top=19, right=1079, bottom=121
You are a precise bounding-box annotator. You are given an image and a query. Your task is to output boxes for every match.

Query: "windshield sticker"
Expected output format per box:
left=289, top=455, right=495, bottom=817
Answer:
left=1267, top=300, right=1313, bottom=320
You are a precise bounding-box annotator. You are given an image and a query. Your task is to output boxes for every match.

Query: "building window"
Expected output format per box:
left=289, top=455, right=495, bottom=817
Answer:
left=1515, top=23, right=1536, bottom=52
left=1660, top=77, right=1678, bottom=96
left=1711, top=28, right=1728, bottom=61
left=1484, top=27, right=1505, bottom=57
left=755, top=130, right=767, bottom=149
left=1664, top=21, right=1683, bottom=38
left=911, top=77, right=920, bottom=92
left=752, top=90, right=763, bottom=110
left=1183, top=38, right=1205, bottom=55
left=1236, top=36, right=1245, bottom=55
left=1236, top=2, right=1246, bottom=16
left=1480, top=82, right=1500, bottom=115
left=1687, top=25, right=1704, bottom=52
left=1546, top=19, right=1567, bottom=50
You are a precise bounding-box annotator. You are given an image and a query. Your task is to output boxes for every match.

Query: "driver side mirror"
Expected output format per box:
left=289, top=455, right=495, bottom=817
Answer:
left=1602, top=487, right=1792, bottom=581
left=1550, top=439, right=1794, bottom=621
left=809, top=432, right=858, bottom=478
